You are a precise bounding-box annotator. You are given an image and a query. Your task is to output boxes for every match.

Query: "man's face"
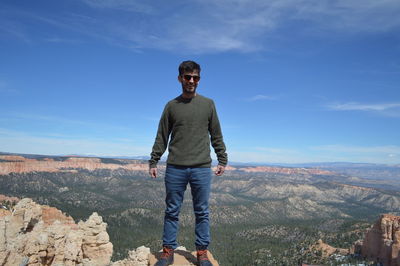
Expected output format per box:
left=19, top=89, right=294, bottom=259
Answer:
left=178, top=70, right=200, bottom=95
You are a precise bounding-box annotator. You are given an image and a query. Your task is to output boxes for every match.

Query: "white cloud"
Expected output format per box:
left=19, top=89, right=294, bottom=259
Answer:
left=246, top=95, right=275, bottom=101
left=328, top=102, right=400, bottom=111
left=5, top=112, right=131, bottom=131
left=0, top=80, right=19, bottom=94
left=81, top=0, right=155, bottom=14
left=312, top=144, right=400, bottom=154
left=228, top=144, right=400, bottom=164
left=0, top=128, right=150, bottom=157
left=4, top=0, right=400, bottom=53
left=326, top=102, right=400, bottom=117
left=254, top=146, right=298, bottom=154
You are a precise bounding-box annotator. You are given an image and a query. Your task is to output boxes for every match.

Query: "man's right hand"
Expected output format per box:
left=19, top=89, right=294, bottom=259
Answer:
left=149, top=167, right=157, bottom=178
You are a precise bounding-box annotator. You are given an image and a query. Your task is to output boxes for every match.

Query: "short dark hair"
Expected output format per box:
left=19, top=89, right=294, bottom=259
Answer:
left=178, top=60, right=201, bottom=76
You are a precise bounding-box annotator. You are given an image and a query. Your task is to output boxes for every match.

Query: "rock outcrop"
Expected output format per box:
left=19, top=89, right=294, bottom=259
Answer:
left=0, top=197, right=219, bottom=266
left=310, top=239, right=349, bottom=257
left=354, top=214, right=400, bottom=266
left=0, top=198, right=113, bottom=265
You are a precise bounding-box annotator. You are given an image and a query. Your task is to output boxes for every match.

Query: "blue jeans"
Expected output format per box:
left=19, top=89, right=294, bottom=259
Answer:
left=162, top=164, right=212, bottom=249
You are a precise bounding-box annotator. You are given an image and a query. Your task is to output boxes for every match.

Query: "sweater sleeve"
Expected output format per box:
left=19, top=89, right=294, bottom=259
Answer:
left=149, top=104, right=171, bottom=168
left=209, top=101, right=228, bottom=166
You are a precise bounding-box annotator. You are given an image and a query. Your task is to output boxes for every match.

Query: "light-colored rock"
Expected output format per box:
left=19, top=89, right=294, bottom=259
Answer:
left=79, top=212, right=113, bottom=266
left=0, top=198, right=113, bottom=266
left=113, top=246, right=151, bottom=266
left=0, top=197, right=220, bottom=266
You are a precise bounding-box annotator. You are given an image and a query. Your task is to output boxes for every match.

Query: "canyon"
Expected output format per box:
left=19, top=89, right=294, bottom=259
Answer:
left=1, top=152, right=399, bottom=264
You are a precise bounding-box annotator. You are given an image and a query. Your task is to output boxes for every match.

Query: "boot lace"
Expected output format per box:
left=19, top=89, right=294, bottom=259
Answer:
left=197, top=249, right=209, bottom=261
left=160, top=247, right=173, bottom=259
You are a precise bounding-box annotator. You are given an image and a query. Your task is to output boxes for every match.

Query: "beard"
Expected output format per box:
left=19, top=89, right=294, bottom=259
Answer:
left=182, top=84, right=197, bottom=95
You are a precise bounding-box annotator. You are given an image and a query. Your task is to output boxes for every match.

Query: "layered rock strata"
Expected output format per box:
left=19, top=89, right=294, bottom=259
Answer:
left=355, top=214, right=400, bottom=266
left=0, top=197, right=219, bottom=266
left=0, top=154, right=333, bottom=176
left=0, top=156, right=149, bottom=175
left=0, top=198, right=113, bottom=265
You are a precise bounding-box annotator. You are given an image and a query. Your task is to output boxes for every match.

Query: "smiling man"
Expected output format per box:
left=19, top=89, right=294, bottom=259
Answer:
left=149, top=60, right=228, bottom=266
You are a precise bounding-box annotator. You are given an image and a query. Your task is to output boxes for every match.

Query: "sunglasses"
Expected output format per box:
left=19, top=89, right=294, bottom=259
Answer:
left=182, top=75, right=200, bottom=82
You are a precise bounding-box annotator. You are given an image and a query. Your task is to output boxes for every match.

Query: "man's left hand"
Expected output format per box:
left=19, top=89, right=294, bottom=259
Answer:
left=215, top=165, right=225, bottom=176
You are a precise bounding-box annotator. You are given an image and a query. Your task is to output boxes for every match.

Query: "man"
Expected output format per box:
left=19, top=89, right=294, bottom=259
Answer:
left=149, top=60, right=227, bottom=266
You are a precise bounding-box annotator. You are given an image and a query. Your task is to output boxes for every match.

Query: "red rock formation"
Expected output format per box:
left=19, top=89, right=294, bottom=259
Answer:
left=0, top=155, right=151, bottom=175
left=310, top=239, right=349, bottom=257
left=356, top=214, right=400, bottom=266
left=241, top=166, right=333, bottom=175
left=0, top=195, right=19, bottom=204
left=0, top=154, right=334, bottom=177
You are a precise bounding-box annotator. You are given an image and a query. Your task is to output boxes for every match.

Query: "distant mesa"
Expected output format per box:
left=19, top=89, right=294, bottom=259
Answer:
left=0, top=155, right=150, bottom=175
left=0, top=153, right=334, bottom=176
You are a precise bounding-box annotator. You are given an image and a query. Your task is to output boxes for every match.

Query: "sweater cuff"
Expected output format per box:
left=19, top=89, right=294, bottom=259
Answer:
left=148, top=160, right=158, bottom=168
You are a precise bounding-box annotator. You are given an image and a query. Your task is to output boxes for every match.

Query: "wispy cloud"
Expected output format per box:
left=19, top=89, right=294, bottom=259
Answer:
left=228, top=144, right=400, bottom=164
left=326, top=102, right=400, bottom=117
left=0, top=80, right=19, bottom=95
left=312, top=144, right=400, bottom=154
left=310, top=144, right=400, bottom=164
left=0, top=128, right=149, bottom=157
left=246, top=94, right=276, bottom=102
left=254, top=146, right=298, bottom=154
left=3, top=0, right=400, bottom=53
left=82, top=0, right=155, bottom=14
left=328, top=102, right=400, bottom=111
left=44, top=37, right=82, bottom=44
left=5, top=112, right=131, bottom=132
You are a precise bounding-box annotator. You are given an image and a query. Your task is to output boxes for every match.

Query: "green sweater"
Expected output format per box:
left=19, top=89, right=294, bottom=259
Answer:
left=149, top=94, right=227, bottom=168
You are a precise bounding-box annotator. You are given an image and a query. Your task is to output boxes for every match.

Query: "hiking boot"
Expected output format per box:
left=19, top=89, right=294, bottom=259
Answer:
left=197, top=248, right=213, bottom=266
left=155, top=246, right=174, bottom=266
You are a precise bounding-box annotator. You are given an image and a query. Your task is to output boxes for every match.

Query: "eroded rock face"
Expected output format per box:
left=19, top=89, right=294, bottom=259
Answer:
left=0, top=154, right=334, bottom=176
left=0, top=155, right=150, bottom=175
left=0, top=197, right=220, bottom=266
left=310, top=239, right=349, bottom=257
left=112, top=246, right=151, bottom=266
left=0, top=198, right=113, bottom=266
left=357, top=214, right=400, bottom=266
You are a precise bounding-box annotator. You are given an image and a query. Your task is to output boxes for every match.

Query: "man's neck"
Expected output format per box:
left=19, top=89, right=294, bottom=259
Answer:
left=181, top=92, right=197, bottom=99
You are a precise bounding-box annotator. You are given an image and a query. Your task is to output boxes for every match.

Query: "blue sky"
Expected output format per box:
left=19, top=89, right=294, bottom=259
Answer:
left=1, top=0, right=400, bottom=164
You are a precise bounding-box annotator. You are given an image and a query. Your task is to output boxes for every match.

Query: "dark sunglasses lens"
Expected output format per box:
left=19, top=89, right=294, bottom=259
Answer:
left=184, top=75, right=200, bottom=82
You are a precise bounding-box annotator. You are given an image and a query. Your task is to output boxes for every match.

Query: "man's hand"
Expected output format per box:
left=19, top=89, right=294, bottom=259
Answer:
left=215, top=165, right=225, bottom=176
left=149, top=167, right=157, bottom=178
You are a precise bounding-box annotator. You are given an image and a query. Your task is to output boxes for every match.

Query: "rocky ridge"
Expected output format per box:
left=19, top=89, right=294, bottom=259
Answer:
left=0, top=154, right=333, bottom=176
left=0, top=197, right=218, bottom=266
left=0, top=198, right=113, bottom=265
left=354, top=214, right=400, bottom=266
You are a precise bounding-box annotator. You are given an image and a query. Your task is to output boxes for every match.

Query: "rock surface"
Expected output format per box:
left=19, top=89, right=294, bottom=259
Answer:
left=0, top=197, right=219, bottom=266
left=149, top=246, right=219, bottom=266
left=0, top=198, right=113, bottom=266
left=310, top=239, right=349, bottom=257
left=355, top=214, right=400, bottom=266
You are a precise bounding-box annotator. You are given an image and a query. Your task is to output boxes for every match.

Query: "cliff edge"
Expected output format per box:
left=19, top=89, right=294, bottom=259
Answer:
left=0, top=197, right=218, bottom=266
left=354, top=214, right=400, bottom=266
